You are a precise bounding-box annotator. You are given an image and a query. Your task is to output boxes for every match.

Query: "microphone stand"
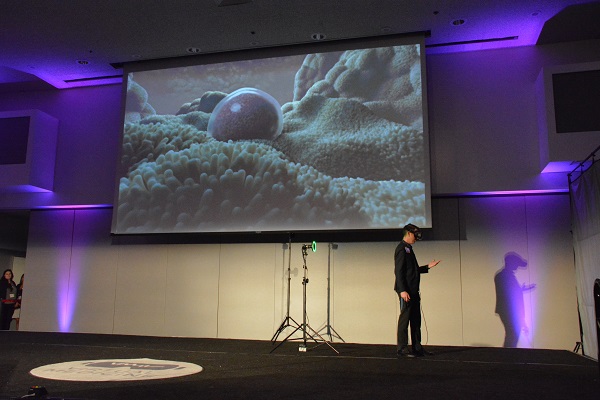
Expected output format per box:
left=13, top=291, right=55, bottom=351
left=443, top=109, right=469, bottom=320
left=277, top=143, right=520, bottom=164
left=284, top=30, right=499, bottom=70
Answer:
left=271, top=244, right=338, bottom=354
left=317, top=243, right=345, bottom=342
left=271, top=233, right=301, bottom=343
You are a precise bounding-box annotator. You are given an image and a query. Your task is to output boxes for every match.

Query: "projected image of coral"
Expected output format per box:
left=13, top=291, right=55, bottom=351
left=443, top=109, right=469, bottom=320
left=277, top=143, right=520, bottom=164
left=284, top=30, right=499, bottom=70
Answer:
left=113, top=43, right=431, bottom=235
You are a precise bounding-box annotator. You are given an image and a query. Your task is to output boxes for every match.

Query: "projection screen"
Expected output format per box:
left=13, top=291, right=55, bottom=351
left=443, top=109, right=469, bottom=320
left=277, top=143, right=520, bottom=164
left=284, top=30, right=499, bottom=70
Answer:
left=111, top=34, right=432, bottom=237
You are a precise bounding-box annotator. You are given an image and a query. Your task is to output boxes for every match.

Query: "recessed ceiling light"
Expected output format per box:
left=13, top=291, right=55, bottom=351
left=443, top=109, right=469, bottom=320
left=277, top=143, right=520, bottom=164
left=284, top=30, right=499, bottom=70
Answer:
left=451, top=19, right=466, bottom=26
left=76, top=60, right=89, bottom=65
left=187, top=47, right=201, bottom=54
left=380, top=26, right=392, bottom=33
left=311, top=33, right=326, bottom=41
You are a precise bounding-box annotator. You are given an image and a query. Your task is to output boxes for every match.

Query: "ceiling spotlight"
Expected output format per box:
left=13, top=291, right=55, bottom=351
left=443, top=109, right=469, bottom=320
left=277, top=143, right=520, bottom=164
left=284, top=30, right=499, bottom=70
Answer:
left=76, top=60, right=89, bottom=65
left=186, top=47, right=201, bottom=54
left=311, top=33, right=326, bottom=41
left=451, top=19, right=466, bottom=26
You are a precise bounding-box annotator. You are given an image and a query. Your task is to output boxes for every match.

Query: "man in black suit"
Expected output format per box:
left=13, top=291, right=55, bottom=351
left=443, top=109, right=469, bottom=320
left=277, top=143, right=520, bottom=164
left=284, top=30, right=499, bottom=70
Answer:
left=394, top=224, right=441, bottom=357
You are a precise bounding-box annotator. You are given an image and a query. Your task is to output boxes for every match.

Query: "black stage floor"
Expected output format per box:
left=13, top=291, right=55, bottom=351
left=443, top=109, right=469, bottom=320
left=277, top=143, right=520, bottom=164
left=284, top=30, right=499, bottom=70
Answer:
left=1, top=331, right=598, bottom=400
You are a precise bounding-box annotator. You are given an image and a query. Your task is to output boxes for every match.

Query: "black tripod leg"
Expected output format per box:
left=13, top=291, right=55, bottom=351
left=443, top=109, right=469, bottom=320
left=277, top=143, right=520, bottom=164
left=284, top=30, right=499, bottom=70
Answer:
left=270, top=324, right=303, bottom=353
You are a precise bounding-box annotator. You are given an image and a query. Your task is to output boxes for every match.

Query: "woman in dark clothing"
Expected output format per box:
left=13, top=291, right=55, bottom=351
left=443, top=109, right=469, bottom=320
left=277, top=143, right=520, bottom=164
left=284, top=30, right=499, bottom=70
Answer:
left=12, top=274, right=24, bottom=330
left=0, top=269, right=18, bottom=330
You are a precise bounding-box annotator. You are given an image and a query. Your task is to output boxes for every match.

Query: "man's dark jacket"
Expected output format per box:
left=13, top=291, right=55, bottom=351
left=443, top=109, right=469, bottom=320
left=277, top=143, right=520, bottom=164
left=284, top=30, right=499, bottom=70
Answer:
left=394, top=240, right=429, bottom=299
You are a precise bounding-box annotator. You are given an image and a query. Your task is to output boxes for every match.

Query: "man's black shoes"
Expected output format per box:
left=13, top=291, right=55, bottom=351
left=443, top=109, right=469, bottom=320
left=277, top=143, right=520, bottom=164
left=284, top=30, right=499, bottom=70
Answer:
left=397, top=347, right=415, bottom=358
left=412, top=348, right=434, bottom=357
left=398, top=347, right=434, bottom=358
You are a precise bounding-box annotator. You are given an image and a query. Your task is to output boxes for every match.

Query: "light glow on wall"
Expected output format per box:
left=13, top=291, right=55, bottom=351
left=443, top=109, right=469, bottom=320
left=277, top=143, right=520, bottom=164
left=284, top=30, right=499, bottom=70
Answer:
left=541, top=161, right=592, bottom=173
left=461, top=189, right=568, bottom=197
left=58, top=254, right=79, bottom=333
left=37, top=204, right=111, bottom=210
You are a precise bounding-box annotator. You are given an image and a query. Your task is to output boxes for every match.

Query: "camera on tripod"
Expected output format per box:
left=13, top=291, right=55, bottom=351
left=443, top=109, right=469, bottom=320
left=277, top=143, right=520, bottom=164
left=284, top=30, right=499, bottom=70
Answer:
left=301, top=241, right=317, bottom=253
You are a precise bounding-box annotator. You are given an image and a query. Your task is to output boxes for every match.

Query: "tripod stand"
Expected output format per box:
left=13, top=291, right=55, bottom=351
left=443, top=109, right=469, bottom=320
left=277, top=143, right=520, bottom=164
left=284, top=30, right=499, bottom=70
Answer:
left=271, top=244, right=338, bottom=354
left=271, top=234, right=301, bottom=343
left=317, top=243, right=345, bottom=342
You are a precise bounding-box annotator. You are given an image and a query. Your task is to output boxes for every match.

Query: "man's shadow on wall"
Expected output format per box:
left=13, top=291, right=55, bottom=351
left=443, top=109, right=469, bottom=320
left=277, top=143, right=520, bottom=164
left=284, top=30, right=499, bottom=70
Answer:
left=494, top=252, right=536, bottom=348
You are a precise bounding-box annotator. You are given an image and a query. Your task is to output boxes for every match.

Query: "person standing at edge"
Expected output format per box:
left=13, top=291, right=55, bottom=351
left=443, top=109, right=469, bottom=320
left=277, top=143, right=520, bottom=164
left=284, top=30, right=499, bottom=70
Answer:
left=0, top=269, right=18, bottom=330
left=394, top=224, right=441, bottom=357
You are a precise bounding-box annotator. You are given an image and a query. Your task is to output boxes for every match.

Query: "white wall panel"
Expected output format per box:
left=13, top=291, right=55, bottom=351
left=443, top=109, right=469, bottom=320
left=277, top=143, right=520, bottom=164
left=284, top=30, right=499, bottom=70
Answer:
left=417, top=240, right=463, bottom=346
left=217, top=243, right=278, bottom=340
left=164, top=244, right=220, bottom=337
left=67, top=209, right=119, bottom=334
left=113, top=245, right=168, bottom=336
left=524, top=195, right=580, bottom=349
left=459, top=197, right=529, bottom=347
left=333, top=242, right=397, bottom=344
left=21, top=210, right=75, bottom=332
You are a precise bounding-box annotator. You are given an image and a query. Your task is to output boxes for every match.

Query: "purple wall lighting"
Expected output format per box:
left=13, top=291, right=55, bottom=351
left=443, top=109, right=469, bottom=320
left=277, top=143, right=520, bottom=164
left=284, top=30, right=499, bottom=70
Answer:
left=59, top=251, right=80, bottom=333
left=463, top=189, right=568, bottom=197
left=0, top=109, right=59, bottom=192
left=57, top=208, right=112, bottom=332
left=38, top=204, right=112, bottom=210
left=541, top=161, right=592, bottom=173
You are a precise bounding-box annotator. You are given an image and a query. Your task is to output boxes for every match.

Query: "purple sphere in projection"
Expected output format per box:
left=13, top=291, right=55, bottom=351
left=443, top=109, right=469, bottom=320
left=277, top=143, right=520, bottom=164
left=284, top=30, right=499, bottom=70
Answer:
left=207, top=88, right=283, bottom=141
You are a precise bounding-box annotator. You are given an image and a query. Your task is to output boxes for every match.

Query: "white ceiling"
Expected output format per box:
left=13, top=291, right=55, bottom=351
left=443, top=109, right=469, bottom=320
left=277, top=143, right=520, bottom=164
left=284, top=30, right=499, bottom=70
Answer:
left=1, top=0, right=599, bottom=90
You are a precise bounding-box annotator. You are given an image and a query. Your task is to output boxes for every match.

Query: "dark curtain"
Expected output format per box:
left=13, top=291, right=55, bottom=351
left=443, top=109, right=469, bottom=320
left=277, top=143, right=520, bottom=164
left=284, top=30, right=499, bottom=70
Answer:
left=570, top=159, right=600, bottom=359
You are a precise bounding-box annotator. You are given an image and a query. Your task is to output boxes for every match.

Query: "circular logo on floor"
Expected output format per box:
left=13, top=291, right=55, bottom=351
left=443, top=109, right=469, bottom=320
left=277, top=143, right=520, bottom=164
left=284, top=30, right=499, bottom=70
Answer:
left=30, top=358, right=203, bottom=381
